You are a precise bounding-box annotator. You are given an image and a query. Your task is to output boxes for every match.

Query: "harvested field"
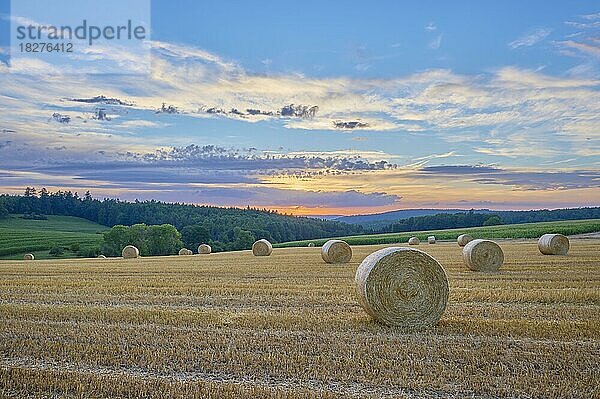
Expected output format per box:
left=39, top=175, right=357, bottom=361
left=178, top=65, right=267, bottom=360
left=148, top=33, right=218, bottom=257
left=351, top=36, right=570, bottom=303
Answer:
left=0, top=240, right=599, bottom=398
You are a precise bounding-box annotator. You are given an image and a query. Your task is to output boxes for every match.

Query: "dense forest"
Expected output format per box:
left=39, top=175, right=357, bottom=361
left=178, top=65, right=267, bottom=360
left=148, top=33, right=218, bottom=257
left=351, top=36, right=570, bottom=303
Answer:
left=378, top=212, right=504, bottom=234
left=494, top=208, right=600, bottom=224
left=0, top=188, right=363, bottom=251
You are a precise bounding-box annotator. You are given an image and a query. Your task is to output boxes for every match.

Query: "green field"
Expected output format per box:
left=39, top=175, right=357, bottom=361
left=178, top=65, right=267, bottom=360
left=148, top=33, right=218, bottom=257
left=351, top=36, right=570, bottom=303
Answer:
left=0, top=215, right=108, bottom=259
left=275, top=219, right=600, bottom=247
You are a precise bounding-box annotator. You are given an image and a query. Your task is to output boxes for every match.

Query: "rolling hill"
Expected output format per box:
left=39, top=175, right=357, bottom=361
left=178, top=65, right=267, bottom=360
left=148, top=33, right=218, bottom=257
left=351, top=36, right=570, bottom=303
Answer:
left=0, top=214, right=107, bottom=260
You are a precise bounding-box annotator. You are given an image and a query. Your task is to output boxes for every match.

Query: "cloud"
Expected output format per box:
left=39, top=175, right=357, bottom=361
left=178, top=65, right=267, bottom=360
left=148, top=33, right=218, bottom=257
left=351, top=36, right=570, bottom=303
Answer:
left=581, top=12, right=600, bottom=20
left=0, top=167, right=401, bottom=209
left=559, top=40, right=600, bottom=58
left=414, top=165, right=600, bottom=190
left=425, top=23, right=437, bottom=32
left=509, top=27, right=552, bottom=48
left=185, top=187, right=400, bottom=208
left=0, top=144, right=396, bottom=188
left=428, top=34, right=443, bottom=50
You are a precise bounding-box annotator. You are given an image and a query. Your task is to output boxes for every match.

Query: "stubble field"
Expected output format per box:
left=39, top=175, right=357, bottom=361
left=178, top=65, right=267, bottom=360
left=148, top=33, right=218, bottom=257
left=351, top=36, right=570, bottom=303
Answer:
left=0, top=239, right=599, bottom=398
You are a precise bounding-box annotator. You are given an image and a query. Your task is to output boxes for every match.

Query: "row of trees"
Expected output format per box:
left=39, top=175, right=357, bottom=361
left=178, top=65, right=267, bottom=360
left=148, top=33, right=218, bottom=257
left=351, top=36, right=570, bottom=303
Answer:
left=378, top=211, right=503, bottom=234
left=102, top=224, right=183, bottom=257
left=495, top=208, right=600, bottom=224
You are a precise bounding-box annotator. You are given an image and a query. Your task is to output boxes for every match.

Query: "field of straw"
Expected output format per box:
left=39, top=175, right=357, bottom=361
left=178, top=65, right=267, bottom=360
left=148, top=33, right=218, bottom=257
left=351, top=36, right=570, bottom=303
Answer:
left=0, top=239, right=599, bottom=398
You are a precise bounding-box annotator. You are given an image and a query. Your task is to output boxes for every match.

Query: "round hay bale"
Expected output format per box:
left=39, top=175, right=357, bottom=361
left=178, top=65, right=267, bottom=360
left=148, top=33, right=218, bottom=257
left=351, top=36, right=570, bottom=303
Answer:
left=538, top=234, right=569, bottom=255
left=122, top=245, right=139, bottom=259
left=321, top=240, right=352, bottom=264
left=179, top=248, right=192, bottom=256
left=97, top=255, right=107, bottom=259
left=24, top=253, right=34, bottom=261
left=252, top=239, right=272, bottom=256
left=198, top=244, right=212, bottom=254
left=408, top=237, right=420, bottom=245
left=457, top=234, right=473, bottom=247
left=355, top=247, right=449, bottom=329
left=428, top=236, right=436, bottom=244
left=308, top=242, right=315, bottom=247
left=462, top=239, right=503, bottom=272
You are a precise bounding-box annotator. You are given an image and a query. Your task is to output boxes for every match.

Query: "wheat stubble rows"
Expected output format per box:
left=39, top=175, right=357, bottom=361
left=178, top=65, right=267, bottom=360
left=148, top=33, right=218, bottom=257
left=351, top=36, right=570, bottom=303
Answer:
left=0, top=240, right=599, bottom=398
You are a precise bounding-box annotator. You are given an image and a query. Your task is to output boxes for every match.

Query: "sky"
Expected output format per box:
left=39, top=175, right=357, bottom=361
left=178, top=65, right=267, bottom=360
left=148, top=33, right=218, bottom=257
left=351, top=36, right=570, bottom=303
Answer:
left=0, top=0, right=598, bottom=216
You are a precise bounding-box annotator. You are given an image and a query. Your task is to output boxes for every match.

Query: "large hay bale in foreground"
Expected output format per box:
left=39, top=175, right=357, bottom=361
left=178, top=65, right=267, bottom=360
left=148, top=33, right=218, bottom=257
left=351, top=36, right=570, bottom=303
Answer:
left=122, top=245, right=139, bottom=259
left=179, top=248, right=192, bottom=256
left=355, top=247, right=449, bottom=329
left=408, top=237, right=420, bottom=245
left=462, top=239, right=503, bottom=272
left=321, top=240, right=352, bottom=264
left=538, top=234, right=569, bottom=255
left=198, top=244, right=212, bottom=254
left=308, top=242, right=315, bottom=247
left=24, top=254, right=34, bottom=261
left=457, top=234, right=473, bottom=247
left=252, top=239, right=272, bottom=256
left=428, top=236, right=436, bottom=244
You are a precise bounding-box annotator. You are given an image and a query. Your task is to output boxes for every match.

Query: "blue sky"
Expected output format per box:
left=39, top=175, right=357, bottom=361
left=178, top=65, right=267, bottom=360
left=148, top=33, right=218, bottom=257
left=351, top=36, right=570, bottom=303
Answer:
left=152, top=1, right=592, bottom=77
left=0, top=1, right=598, bottom=214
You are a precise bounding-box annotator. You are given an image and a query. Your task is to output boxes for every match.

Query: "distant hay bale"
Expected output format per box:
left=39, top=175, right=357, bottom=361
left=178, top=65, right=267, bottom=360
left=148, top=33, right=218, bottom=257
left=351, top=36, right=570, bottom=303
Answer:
left=308, top=242, right=315, bottom=247
left=428, top=236, right=436, bottom=244
left=97, top=255, right=107, bottom=259
left=457, top=234, right=473, bottom=247
left=198, top=244, right=212, bottom=254
left=408, top=237, right=420, bottom=245
left=538, top=234, right=569, bottom=255
left=24, top=253, right=34, bottom=261
left=122, top=245, right=139, bottom=259
left=179, top=248, right=192, bottom=256
left=252, top=239, right=272, bottom=256
left=355, top=247, right=449, bottom=329
left=462, top=239, right=504, bottom=272
left=321, top=240, right=352, bottom=264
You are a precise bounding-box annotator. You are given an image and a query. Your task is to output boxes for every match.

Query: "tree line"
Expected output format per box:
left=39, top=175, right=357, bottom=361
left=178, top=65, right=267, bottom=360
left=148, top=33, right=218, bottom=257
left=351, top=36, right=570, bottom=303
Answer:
left=0, top=188, right=363, bottom=252
left=376, top=211, right=504, bottom=234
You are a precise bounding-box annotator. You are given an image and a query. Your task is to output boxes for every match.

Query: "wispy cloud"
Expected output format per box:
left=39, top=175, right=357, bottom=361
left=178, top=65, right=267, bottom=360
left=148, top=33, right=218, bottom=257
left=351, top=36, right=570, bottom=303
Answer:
left=509, top=27, right=552, bottom=48
left=581, top=12, right=600, bottom=20
left=414, top=165, right=600, bottom=190
left=425, top=23, right=437, bottom=31
left=559, top=40, right=600, bottom=58
left=428, top=34, right=443, bottom=50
